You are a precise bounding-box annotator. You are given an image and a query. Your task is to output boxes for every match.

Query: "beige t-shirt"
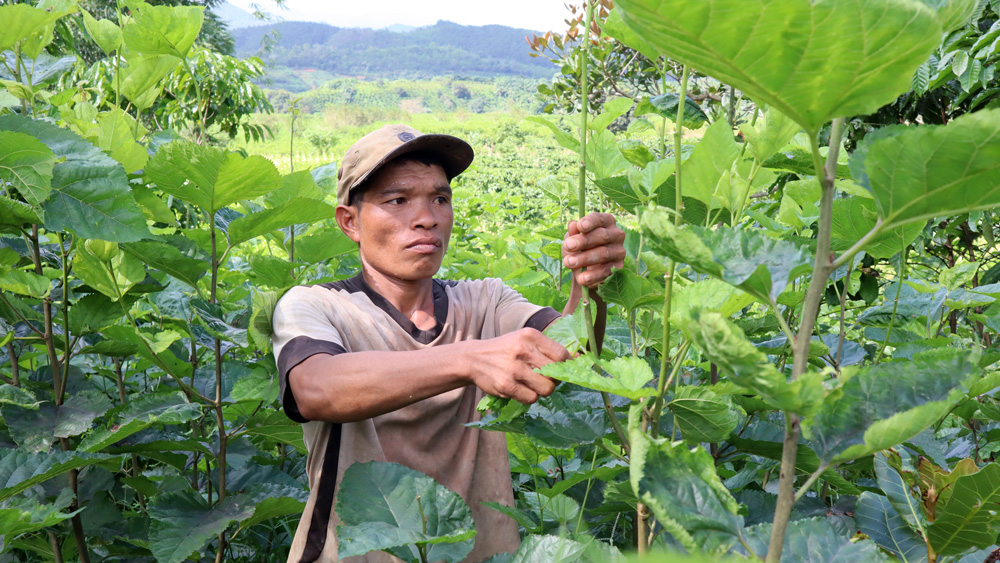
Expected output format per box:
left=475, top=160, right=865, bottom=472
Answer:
left=272, top=273, right=560, bottom=563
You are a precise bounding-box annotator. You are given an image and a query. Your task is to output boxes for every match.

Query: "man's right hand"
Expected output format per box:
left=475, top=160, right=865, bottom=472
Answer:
left=464, top=328, right=569, bottom=404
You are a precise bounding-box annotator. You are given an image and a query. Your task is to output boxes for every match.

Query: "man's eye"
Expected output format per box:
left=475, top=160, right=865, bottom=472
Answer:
left=387, top=198, right=405, bottom=205
left=435, top=196, right=450, bottom=204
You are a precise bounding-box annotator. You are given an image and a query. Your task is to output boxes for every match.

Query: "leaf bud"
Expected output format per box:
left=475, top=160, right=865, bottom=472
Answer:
left=85, top=239, right=118, bottom=263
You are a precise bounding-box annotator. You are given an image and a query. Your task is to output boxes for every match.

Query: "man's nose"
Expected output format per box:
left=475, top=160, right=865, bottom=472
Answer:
left=411, top=200, right=438, bottom=229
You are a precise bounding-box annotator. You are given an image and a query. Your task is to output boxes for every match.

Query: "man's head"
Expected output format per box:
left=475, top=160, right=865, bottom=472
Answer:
left=334, top=124, right=474, bottom=283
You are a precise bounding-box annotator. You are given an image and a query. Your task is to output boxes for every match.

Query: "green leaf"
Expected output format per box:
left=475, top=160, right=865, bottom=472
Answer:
left=634, top=94, right=708, bottom=128
left=78, top=392, right=201, bottom=453
left=118, top=52, right=181, bottom=111
left=263, top=170, right=323, bottom=208
left=860, top=110, right=1000, bottom=231
left=740, top=107, right=802, bottom=163
left=87, top=108, right=148, bottom=173
left=73, top=241, right=146, bottom=301
left=855, top=492, right=927, bottom=562
left=2, top=390, right=113, bottom=452
left=228, top=198, right=335, bottom=247
left=602, top=8, right=660, bottom=61
left=0, top=115, right=150, bottom=242
left=235, top=483, right=307, bottom=531
left=630, top=432, right=743, bottom=552
left=874, top=453, right=927, bottom=532
left=586, top=129, right=630, bottom=178
left=147, top=140, right=282, bottom=214
left=240, top=410, right=306, bottom=454
left=192, top=299, right=248, bottom=347
left=81, top=9, right=122, bottom=54
left=590, top=97, right=635, bottom=131
left=336, top=461, right=477, bottom=563
left=682, top=120, right=740, bottom=207
left=294, top=228, right=356, bottom=263
left=681, top=310, right=823, bottom=416
left=120, top=240, right=208, bottom=288
left=0, top=3, right=69, bottom=52
left=763, top=148, right=852, bottom=179
left=0, top=449, right=115, bottom=502
left=543, top=308, right=588, bottom=352
left=121, top=1, right=204, bottom=58
left=727, top=436, right=861, bottom=495
left=615, top=0, right=941, bottom=133
left=510, top=534, right=623, bottom=563
left=525, top=116, right=579, bottom=152
left=0, top=384, right=38, bottom=409
left=643, top=207, right=812, bottom=302
left=927, top=463, right=1000, bottom=556
left=0, top=495, right=77, bottom=548
left=248, top=288, right=283, bottom=352
left=669, top=279, right=754, bottom=324
left=539, top=356, right=655, bottom=400
left=924, top=0, right=979, bottom=31
left=745, top=517, right=892, bottom=562
left=598, top=268, right=662, bottom=312
left=667, top=386, right=740, bottom=444
left=0, top=131, right=57, bottom=207
left=148, top=490, right=255, bottom=563
left=830, top=197, right=923, bottom=259
left=0, top=268, right=50, bottom=298
left=806, top=349, right=979, bottom=464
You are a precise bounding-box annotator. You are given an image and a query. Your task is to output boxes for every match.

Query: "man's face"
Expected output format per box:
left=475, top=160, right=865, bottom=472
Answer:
left=339, top=159, right=454, bottom=283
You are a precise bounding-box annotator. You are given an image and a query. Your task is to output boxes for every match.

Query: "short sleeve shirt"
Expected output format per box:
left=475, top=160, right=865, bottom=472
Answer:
left=271, top=273, right=560, bottom=563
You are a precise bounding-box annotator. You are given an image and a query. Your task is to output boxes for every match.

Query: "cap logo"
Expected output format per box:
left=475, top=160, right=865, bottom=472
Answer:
left=398, top=132, right=416, bottom=142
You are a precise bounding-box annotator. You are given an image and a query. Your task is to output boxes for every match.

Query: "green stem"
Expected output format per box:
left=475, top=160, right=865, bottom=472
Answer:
left=574, top=446, right=600, bottom=533
left=58, top=234, right=71, bottom=400
left=766, top=118, right=845, bottom=563
left=649, top=65, right=689, bottom=439
left=793, top=461, right=831, bottom=503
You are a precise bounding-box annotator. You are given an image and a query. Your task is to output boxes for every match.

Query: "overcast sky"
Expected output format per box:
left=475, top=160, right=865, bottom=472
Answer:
left=228, top=0, right=571, bottom=32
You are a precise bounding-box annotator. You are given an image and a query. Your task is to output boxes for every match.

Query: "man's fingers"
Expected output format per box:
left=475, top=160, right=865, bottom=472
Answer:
left=564, top=243, right=627, bottom=270
left=577, top=212, right=616, bottom=234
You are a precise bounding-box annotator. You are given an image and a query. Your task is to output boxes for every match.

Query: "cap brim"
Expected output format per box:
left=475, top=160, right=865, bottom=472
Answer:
left=352, top=133, right=474, bottom=192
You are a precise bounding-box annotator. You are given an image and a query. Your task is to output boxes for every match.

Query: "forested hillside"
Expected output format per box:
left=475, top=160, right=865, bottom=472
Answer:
left=232, top=20, right=555, bottom=81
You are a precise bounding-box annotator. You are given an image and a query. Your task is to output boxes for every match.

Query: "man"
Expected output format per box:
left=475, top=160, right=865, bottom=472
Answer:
left=272, top=124, right=625, bottom=562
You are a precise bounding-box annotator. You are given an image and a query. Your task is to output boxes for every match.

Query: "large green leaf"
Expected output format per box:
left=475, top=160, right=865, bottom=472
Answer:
left=0, top=115, right=150, bottom=242
left=855, top=492, right=927, bottom=562
left=1, top=390, right=112, bottom=452
left=727, top=436, right=861, bottom=494
left=263, top=170, right=323, bottom=208
left=830, top=197, right=924, bottom=259
left=0, top=492, right=77, bottom=548
left=121, top=240, right=208, bottom=288
left=874, top=453, right=927, bottom=531
left=540, top=356, right=655, bottom=400
left=509, top=534, right=623, bottom=563
left=860, top=109, right=1000, bottom=230
left=0, top=384, right=38, bottom=409
left=745, top=517, right=892, bottom=562
left=806, top=349, right=979, bottom=464
left=336, top=461, right=477, bottom=563
left=87, top=108, right=148, bottom=173
left=118, top=52, right=181, bottom=111
left=78, top=392, right=201, bottom=453
left=598, top=268, right=663, bottom=312
left=81, top=9, right=122, bottom=54
left=681, top=310, right=823, bottom=416
left=227, top=198, right=335, bottom=247
left=602, top=7, right=660, bottom=61
left=121, top=1, right=203, bottom=58
left=682, top=119, right=740, bottom=207
left=146, top=140, right=282, bottom=214
left=740, top=107, right=802, bottom=163
left=0, top=3, right=70, bottom=52
left=236, top=483, right=307, bottom=531
left=239, top=410, right=306, bottom=454
left=0, top=449, right=115, bottom=502
left=667, top=386, right=741, bottom=444
left=614, top=0, right=941, bottom=133
left=0, top=131, right=56, bottom=207
left=927, top=463, right=1000, bottom=556
left=643, top=206, right=812, bottom=303
left=630, top=432, right=743, bottom=552
left=0, top=268, right=51, bottom=298
left=148, top=490, right=255, bottom=563
left=669, top=278, right=754, bottom=324
left=72, top=241, right=146, bottom=301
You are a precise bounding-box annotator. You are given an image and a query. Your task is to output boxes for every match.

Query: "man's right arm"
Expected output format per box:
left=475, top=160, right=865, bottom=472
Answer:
left=288, top=327, right=569, bottom=423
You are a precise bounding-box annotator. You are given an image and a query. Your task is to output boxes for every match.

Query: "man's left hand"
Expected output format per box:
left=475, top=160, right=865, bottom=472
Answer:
left=562, top=212, right=626, bottom=288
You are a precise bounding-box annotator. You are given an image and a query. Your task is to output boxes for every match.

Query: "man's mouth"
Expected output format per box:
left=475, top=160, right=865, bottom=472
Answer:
left=406, top=238, right=442, bottom=254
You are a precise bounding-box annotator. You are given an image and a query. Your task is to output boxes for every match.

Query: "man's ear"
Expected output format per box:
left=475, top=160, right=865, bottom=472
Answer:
left=335, top=204, right=361, bottom=243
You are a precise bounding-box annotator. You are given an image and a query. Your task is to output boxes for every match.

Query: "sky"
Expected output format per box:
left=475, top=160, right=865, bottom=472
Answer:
left=227, top=0, right=572, bottom=32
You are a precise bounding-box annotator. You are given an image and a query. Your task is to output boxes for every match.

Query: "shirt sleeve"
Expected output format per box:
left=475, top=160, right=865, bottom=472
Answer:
left=271, top=287, right=347, bottom=423
left=491, top=280, right=561, bottom=335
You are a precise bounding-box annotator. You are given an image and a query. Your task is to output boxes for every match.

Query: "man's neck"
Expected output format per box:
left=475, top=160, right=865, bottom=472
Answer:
left=361, top=267, right=437, bottom=330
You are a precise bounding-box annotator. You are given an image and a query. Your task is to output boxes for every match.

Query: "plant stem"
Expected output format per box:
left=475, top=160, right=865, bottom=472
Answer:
left=766, top=118, right=845, bottom=563
left=793, top=462, right=830, bottom=502
left=876, top=244, right=909, bottom=364
left=650, top=65, right=690, bottom=439
left=574, top=446, right=600, bottom=533
left=6, top=342, right=19, bottom=387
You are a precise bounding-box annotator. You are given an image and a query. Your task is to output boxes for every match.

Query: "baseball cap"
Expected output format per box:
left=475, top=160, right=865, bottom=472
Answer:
left=336, top=124, right=475, bottom=205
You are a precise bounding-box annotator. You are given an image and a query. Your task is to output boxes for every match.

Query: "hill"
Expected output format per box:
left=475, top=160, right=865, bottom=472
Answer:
left=232, top=20, right=555, bottom=87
